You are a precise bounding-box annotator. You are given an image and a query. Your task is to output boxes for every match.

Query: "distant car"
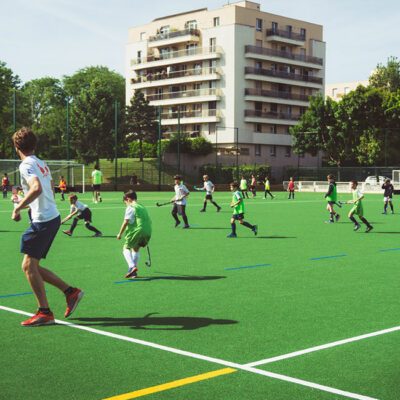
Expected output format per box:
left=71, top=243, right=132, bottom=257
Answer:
left=364, top=176, right=389, bottom=185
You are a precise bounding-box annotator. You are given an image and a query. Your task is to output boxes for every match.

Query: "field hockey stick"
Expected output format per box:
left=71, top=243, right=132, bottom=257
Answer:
left=193, top=185, right=204, bottom=191
left=156, top=200, right=173, bottom=207
left=145, top=246, right=151, bottom=267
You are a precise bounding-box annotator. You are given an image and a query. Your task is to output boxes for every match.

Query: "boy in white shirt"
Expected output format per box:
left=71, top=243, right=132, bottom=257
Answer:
left=61, top=194, right=102, bottom=237
left=12, top=127, right=83, bottom=327
left=171, top=175, right=190, bottom=228
left=199, top=175, right=221, bottom=212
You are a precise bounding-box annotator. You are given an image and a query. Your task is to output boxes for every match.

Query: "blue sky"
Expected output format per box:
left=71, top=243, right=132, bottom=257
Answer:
left=1, top=0, right=399, bottom=84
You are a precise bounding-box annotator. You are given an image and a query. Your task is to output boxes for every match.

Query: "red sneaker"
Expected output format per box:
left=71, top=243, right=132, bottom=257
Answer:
left=65, top=288, right=84, bottom=318
left=21, top=311, right=55, bottom=327
left=125, top=267, right=138, bottom=279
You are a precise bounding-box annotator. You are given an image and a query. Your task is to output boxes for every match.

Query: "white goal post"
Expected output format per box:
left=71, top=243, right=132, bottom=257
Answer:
left=392, top=170, right=400, bottom=188
left=0, top=159, right=86, bottom=193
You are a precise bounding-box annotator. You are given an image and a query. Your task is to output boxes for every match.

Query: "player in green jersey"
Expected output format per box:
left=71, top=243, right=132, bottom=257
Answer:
left=117, top=190, right=152, bottom=278
left=227, top=182, right=257, bottom=238
left=240, top=176, right=249, bottom=198
left=324, top=174, right=340, bottom=223
left=346, top=180, right=373, bottom=233
left=91, top=165, right=103, bottom=203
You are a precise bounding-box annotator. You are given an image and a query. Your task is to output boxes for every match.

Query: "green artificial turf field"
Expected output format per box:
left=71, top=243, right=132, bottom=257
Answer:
left=1, top=190, right=399, bottom=400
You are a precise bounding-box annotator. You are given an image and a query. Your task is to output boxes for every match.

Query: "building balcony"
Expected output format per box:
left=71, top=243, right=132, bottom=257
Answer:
left=130, top=67, right=221, bottom=89
left=148, top=28, right=200, bottom=48
left=161, top=109, right=220, bottom=126
left=131, top=47, right=221, bottom=70
left=245, top=45, right=323, bottom=69
left=245, top=66, right=323, bottom=89
left=147, top=88, right=221, bottom=106
left=244, top=109, right=301, bottom=125
left=244, top=88, right=310, bottom=106
left=266, top=29, right=305, bottom=46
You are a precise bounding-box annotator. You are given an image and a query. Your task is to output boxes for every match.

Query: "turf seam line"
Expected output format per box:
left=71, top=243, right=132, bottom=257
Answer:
left=102, top=368, right=237, bottom=400
left=225, top=263, right=272, bottom=271
left=0, top=305, right=377, bottom=400
left=246, top=325, right=400, bottom=367
left=379, top=248, right=400, bottom=252
left=310, top=254, right=347, bottom=261
left=0, top=291, right=33, bottom=299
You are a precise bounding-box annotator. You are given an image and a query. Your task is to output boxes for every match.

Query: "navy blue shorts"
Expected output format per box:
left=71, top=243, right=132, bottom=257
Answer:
left=232, top=213, right=245, bottom=220
left=21, top=215, right=61, bottom=260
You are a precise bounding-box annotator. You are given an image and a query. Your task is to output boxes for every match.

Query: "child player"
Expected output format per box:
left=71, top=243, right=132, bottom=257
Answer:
left=227, top=182, right=258, bottom=238
left=250, top=174, right=257, bottom=198
left=117, top=190, right=152, bottom=279
left=59, top=176, right=67, bottom=201
left=199, top=175, right=221, bottom=212
left=382, top=178, right=394, bottom=214
left=264, top=176, right=274, bottom=199
left=61, top=194, right=102, bottom=237
left=346, top=180, right=373, bottom=233
left=171, top=175, right=190, bottom=228
left=287, top=177, right=295, bottom=199
left=240, top=176, right=249, bottom=198
left=2, top=172, right=10, bottom=199
left=91, top=165, right=103, bottom=203
left=324, top=174, right=340, bottom=223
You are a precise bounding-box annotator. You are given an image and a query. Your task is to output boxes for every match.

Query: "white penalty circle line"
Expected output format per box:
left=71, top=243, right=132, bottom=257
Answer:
left=0, top=305, right=384, bottom=400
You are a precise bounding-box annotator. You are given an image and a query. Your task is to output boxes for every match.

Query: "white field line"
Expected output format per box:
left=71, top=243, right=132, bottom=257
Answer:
left=0, top=305, right=377, bottom=400
left=246, top=325, right=400, bottom=368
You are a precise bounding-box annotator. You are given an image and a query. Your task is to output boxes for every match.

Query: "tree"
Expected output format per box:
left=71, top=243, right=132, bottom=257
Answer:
left=125, top=90, right=157, bottom=162
left=0, top=61, right=21, bottom=158
left=291, top=95, right=347, bottom=166
left=369, top=56, right=400, bottom=92
left=65, top=67, right=125, bottom=163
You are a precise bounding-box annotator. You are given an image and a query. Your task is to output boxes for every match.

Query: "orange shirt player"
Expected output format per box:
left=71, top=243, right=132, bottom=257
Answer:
left=59, top=176, right=67, bottom=201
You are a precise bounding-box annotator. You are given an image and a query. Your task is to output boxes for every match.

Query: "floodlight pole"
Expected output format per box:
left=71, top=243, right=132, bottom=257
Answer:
left=114, top=100, right=119, bottom=191
left=157, top=106, right=162, bottom=191
left=66, top=97, right=71, bottom=184
left=12, top=89, right=16, bottom=161
left=177, top=106, right=181, bottom=173
left=216, top=125, right=239, bottom=181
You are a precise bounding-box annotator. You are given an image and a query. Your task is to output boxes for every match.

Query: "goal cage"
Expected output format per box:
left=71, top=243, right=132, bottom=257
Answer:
left=392, top=170, right=400, bottom=187
left=0, top=159, right=86, bottom=193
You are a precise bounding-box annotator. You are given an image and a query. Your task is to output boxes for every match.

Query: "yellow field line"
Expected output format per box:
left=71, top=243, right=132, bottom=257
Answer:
left=103, top=367, right=237, bottom=400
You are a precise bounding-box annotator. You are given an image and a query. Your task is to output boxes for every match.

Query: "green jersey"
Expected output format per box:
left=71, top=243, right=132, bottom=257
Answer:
left=326, top=182, right=337, bottom=202
left=92, top=169, right=103, bottom=185
left=124, top=203, right=152, bottom=248
left=265, top=180, right=270, bottom=190
left=232, top=190, right=245, bottom=215
left=350, top=188, right=364, bottom=216
left=240, top=179, right=247, bottom=190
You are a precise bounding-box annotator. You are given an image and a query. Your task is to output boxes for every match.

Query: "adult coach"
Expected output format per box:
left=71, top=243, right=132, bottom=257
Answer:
left=91, top=165, right=103, bottom=203
left=12, top=127, right=83, bottom=327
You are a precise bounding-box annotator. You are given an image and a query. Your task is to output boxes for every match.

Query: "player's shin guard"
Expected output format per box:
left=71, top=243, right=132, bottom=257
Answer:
left=202, top=201, right=207, bottom=211
left=85, top=223, right=100, bottom=234
left=390, top=203, right=394, bottom=212
left=384, top=203, right=388, bottom=213
left=330, top=212, right=335, bottom=222
left=70, top=218, right=78, bottom=233
left=360, top=216, right=372, bottom=228
left=242, top=221, right=254, bottom=230
left=212, top=201, right=220, bottom=209
left=231, top=222, right=236, bottom=234
left=349, top=215, right=357, bottom=225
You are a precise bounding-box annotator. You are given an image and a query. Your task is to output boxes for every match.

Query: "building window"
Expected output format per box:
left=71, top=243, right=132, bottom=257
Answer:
left=271, top=22, right=278, bottom=32
left=255, top=61, right=262, bottom=70
left=270, top=145, right=276, bottom=156
left=209, top=123, right=216, bottom=135
left=256, top=39, right=262, bottom=48
left=285, top=146, right=291, bottom=157
left=209, top=38, right=216, bottom=52
left=344, top=87, right=350, bottom=95
left=240, top=148, right=250, bottom=156
left=270, top=125, right=277, bottom=134
left=255, top=123, right=262, bottom=133
left=300, top=28, right=306, bottom=39
left=256, top=18, right=263, bottom=31
left=159, top=25, right=170, bottom=35
left=140, top=32, right=146, bottom=41
left=213, top=17, right=220, bottom=27
left=185, top=20, right=197, bottom=30
left=255, top=144, right=261, bottom=156
left=332, top=88, right=338, bottom=97
left=286, top=25, right=292, bottom=35
left=137, top=51, right=142, bottom=63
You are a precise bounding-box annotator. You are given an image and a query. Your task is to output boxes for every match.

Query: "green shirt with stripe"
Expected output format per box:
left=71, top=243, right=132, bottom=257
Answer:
left=232, top=190, right=245, bottom=215
left=92, top=170, right=103, bottom=185
left=326, top=182, right=338, bottom=202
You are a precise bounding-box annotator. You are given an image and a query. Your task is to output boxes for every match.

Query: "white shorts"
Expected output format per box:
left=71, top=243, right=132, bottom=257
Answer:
left=384, top=197, right=392, bottom=202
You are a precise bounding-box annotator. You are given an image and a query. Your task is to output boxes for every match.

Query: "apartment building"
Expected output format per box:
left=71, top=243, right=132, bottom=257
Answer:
left=126, top=1, right=326, bottom=168
left=325, top=80, right=368, bottom=101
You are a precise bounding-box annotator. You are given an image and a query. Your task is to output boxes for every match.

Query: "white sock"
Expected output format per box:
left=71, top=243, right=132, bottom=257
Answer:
left=132, top=251, right=140, bottom=268
left=123, top=248, right=135, bottom=269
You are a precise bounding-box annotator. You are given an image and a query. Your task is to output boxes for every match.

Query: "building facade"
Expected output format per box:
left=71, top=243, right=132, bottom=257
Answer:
left=126, top=1, right=326, bottom=169
left=325, top=80, right=369, bottom=101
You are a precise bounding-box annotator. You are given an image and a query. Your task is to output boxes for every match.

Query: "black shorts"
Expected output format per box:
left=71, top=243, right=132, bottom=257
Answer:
left=232, top=213, right=244, bottom=221
left=205, top=194, right=213, bottom=200
left=21, top=215, right=61, bottom=260
left=77, top=208, right=92, bottom=222
left=327, top=201, right=336, bottom=206
left=92, top=184, right=101, bottom=191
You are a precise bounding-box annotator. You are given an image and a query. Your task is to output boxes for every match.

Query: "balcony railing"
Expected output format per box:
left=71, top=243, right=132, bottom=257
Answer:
left=245, top=67, right=323, bottom=84
left=132, top=67, right=218, bottom=84
left=245, top=110, right=301, bottom=121
left=161, top=109, right=218, bottom=120
left=245, top=45, right=323, bottom=66
left=147, top=88, right=218, bottom=102
left=132, top=46, right=221, bottom=65
left=149, top=28, right=200, bottom=42
left=244, top=88, right=310, bottom=102
left=266, top=28, right=305, bottom=41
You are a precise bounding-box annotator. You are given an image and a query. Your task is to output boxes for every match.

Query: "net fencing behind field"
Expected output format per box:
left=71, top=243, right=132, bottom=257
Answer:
left=283, top=181, right=392, bottom=194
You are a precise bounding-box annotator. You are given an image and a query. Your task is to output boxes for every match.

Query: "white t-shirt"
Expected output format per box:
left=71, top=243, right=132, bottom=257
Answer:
left=71, top=200, right=88, bottom=215
left=19, top=155, right=59, bottom=223
left=174, top=184, right=189, bottom=205
left=124, top=206, right=135, bottom=224
left=203, top=180, right=214, bottom=195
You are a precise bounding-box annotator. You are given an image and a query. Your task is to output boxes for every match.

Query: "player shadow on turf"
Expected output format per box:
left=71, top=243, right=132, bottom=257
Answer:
left=130, top=275, right=226, bottom=281
left=238, top=236, right=296, bottom=239
left=189, top=227, right=230, bottom=230
left=71, top=235, right=116, bottom=238
left=72, top=313, right=238, bottom=330
left=371, top=231, right=400, bottom=234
